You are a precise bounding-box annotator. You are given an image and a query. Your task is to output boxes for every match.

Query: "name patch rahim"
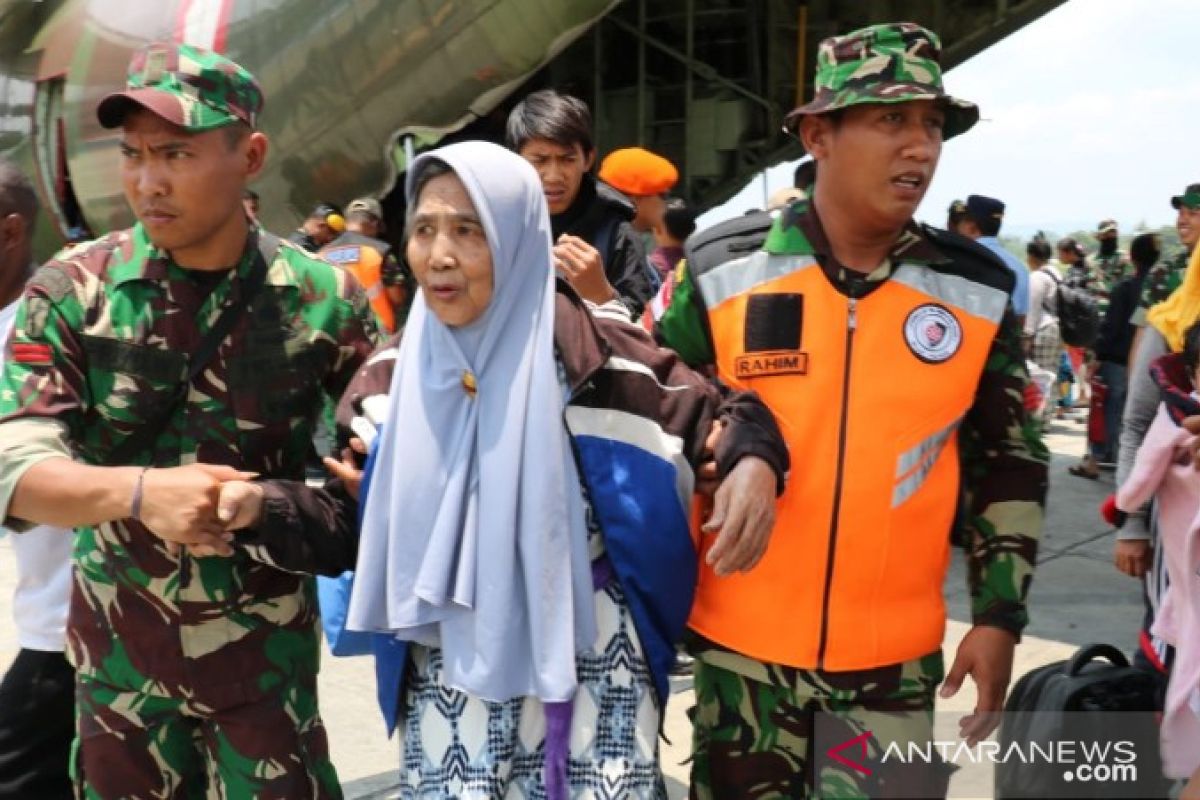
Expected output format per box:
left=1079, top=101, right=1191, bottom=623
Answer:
left=735, top=350, right=809, bottom=378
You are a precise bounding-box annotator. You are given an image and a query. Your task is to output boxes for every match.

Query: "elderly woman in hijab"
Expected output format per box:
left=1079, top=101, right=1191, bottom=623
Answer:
left=314, top=141, right=788, bottom=798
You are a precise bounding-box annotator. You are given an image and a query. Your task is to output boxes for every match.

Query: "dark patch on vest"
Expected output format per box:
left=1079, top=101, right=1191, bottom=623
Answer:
left=81, top=335, right=187, bottom=384
left=735, top=351, right=809, bottom=379
left=744, top=293, right=803, bottom=352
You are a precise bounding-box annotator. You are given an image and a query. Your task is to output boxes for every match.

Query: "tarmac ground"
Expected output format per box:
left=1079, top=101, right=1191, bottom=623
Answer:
left=0, top=408, right=1146, bottom=798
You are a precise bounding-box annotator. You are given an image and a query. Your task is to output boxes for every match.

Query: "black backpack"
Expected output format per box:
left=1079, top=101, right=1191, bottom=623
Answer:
left=995, top=643, right=1170, bottom=799
left=1044, top=268, right=1100, bottom=348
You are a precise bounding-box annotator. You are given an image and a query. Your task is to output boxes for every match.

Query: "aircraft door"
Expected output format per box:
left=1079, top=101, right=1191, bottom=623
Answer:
left=32, top=76, right=90, bottom=241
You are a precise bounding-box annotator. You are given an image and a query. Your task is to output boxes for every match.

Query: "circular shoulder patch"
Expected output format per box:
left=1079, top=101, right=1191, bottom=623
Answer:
left=903, top=304, right=962, bottom=364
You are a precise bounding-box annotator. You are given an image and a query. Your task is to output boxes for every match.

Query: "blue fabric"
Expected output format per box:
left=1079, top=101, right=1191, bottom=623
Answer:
left=317, top=572, right=373, bottom=656
left=319, top=430, right=387, bottom=658
left=979, top=236, right=1030, bottom=316
left=571, top=435, right=696, bottom=707
left=374, top=634, right=409, bottom=735
left=368, top=425, right=697, bottom=731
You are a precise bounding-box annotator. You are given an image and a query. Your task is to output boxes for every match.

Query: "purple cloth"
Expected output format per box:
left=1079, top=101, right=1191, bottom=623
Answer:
left=650, top=245, right=684, bottom=281
left=543, top=556, right=617, bottom=799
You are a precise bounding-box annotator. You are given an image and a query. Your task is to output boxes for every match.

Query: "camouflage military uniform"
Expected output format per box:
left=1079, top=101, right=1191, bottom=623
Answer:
left=0, top=223, right=375, bottom=798
left=1092, top=249, right=1131, bottom=316
left=1132, top=246, right=1191, bottom=326
left=658, top=22, right=1047, bottom=799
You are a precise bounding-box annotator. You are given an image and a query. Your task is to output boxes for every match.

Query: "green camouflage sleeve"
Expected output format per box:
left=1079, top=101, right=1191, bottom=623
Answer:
left=321, top=271, right=380, bottom=401
left=0, top=265, right=90, bottom=525
left=1134, top=248, right=1189, bottom=324
left=655, top=261, right=716, bottom=367
left=959, top=307, right=1049, bottom=636
left=239, top=265, right=376, bottom=573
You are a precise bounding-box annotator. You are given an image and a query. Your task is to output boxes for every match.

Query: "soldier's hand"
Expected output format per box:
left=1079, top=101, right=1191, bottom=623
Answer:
left=702, top=456, right=776, bottom=576
left=139, top=464, right=254, bottom=555
left=940, top=625, right=1016, bottom=745
left=553, top=235, right=617, bottom=305
left=695, top=420, right=724, bottom=497
left=323, top=438, right=367, bottom=501
left=1114, top=538, right=1151, bottom=578
left=217, top=481, right=266, bottom=531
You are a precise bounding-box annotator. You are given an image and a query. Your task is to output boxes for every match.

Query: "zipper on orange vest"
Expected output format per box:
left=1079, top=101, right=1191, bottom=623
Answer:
left=817, top=295, right=856, bottom=668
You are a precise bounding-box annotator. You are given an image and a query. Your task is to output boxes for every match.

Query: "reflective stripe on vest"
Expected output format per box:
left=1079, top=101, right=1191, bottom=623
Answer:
left=321, top=244, right=396, bottom=333
left=688, top=254, right=1007, bottom=671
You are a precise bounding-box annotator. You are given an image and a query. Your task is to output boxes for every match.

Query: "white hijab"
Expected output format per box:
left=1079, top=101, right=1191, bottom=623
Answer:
left=348, top=141, right=596, bottom=703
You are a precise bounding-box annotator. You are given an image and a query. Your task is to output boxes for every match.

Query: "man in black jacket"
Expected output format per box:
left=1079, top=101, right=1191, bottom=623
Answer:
left=1072, top=232, right=1159, bottom=478
left=507, top=89, right=653, bottom=317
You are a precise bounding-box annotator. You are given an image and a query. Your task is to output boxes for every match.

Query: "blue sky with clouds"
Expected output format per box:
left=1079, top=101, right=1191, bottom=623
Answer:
left=700, top=0, right=1197, bottom=238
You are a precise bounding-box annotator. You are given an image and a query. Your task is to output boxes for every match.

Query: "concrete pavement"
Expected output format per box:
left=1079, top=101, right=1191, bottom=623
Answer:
left=0, top=409, right=1147, bottom=798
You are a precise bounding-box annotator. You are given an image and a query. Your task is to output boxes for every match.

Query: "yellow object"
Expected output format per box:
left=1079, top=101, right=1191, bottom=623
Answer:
left=462, top=370, right=477, bottom=398
left=1147, top=243, right=1200, bottom=352
left=326, top=213, right=346, bottom=234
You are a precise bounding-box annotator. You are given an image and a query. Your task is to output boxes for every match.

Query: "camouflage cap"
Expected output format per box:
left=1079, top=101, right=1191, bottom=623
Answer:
left=1096, top=218, right=1118, bottom=235
left=97, top=42, right=262, bottom=132
left=783, top=22, right=979, bottom=148
left=346, top=197, right=383, bottom=220
left=1170, top=183, right=1200, bottom=211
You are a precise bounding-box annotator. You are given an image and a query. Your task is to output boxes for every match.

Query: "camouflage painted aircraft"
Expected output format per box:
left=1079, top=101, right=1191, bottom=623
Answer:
left=0, top=0, right=1066, bottom=258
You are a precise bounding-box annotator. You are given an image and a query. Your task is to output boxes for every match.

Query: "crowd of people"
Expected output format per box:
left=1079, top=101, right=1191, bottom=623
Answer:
left=0, top=17, right=1194, bottom=800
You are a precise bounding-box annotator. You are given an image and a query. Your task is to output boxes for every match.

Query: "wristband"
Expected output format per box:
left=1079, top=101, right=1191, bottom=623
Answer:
left=131, top=468, right=149, bottom=522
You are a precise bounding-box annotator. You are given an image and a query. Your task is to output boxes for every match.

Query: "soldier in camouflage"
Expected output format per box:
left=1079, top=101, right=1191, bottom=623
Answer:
left=1093, top=219, right=1131, bottom=316
left=656, top=23, right=1047, bottom=798
left=0, top=43, right=376, bottom=798
left=1132, top=183, right=1200, bottom=327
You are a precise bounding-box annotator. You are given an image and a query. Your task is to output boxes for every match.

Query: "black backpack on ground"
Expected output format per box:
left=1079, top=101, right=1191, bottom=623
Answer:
left=995, top=643, right=1171, bottom=799
left=1044, top=268, right=1100, bottom=348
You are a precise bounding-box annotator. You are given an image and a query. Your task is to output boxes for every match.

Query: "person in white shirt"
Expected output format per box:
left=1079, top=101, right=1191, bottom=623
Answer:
left=0, top=157, right=73, bottom=800
left=1024, top=236, right=1063, bottom=372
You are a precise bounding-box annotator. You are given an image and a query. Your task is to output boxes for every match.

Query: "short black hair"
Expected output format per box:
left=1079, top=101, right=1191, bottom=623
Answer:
left=662, top=199, right=697, bottom=242
left=1184, top=320, right=1200, bottom=378
left=1026, top=235, right=1052, bottom=262
left=506, top=89, right=594, bottom=154
left=1129, top=232, right=1160, bottom=275
left=793, top=160, right=816, bottom=190
left=243, top=188, right=259, bottom=201
left=970, top=213, right=1001, bottom=237
left=1057, top=237, right=1086, bottom=263
left=222, top=120, right=251, bottom=151
left=947, top=200, right=967, bottom=230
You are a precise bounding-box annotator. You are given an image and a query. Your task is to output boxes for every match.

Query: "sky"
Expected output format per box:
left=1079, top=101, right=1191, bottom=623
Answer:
left=699, top=0, right=1199, bottom=239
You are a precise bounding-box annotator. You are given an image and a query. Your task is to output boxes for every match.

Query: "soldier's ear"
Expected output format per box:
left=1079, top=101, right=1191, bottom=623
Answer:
left=799, top=115, right=832, bottom=159
left=243, top=131, right=269, bottom=181
left=0, top=213, right=23, bottom=251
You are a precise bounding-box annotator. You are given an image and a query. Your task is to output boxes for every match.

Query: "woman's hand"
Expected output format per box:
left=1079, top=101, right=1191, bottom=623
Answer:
left=323, top=437, right=368, bottom=501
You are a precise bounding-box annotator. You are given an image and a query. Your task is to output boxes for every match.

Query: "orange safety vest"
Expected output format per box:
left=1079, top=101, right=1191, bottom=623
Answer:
left=688, top=250, right=1008, bottom=671
left=321, top=240, right=396, bottom=334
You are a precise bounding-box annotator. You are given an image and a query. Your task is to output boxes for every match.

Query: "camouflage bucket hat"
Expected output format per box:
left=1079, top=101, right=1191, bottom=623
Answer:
left=783, top=22, right=979, bottom=148
left=97, top=42, right=263, bottom=132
